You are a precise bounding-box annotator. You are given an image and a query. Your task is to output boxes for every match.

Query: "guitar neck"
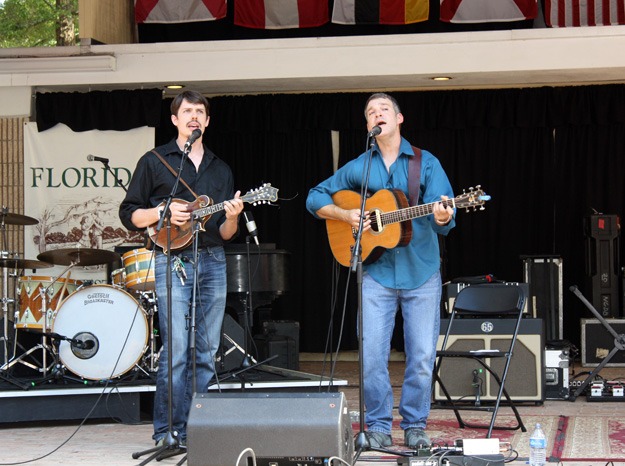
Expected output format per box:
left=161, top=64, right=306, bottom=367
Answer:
left=383, top=198, right=455, bottom=225
left=193, top=202, right=225, bottom=219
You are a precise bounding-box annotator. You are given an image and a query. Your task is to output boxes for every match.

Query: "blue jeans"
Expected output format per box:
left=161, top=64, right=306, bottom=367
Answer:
left=152, top=246, right=227, bottom=442
left=362, top=271, right=441, bottom=434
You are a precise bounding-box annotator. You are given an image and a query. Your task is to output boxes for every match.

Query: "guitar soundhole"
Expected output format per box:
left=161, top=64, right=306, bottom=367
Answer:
left=370, top=209, right=381, bottom=233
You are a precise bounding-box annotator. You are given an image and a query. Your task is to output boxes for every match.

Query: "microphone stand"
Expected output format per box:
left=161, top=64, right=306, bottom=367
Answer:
left=132, top=145, right=190, bottom=465
left=242, top=235, right=255, bottom=368
left=99, top=159, right=128, bottom=193
left=352, top=134, right=396, bottom=461
left=173, top=214, right=202, bottom=466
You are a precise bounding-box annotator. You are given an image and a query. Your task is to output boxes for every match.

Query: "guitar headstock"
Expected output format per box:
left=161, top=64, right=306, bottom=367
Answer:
left=455, top=185, right=491, bottom=212
left=241, top=183, right=279, bottom=205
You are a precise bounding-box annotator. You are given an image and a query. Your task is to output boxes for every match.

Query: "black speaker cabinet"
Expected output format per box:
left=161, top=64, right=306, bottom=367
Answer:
left=187, top=392, right=354, bottom=466
left=522, top=255, right=563, bottom=341
left=584, top=215, right=621, bottom=318
left=435, top=318, right=545, bottom=403
left=581, top=318, right=625, bottom=367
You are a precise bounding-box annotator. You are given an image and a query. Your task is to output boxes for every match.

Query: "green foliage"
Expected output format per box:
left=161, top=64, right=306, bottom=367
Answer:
left=0, top=0, right=79, bottom=48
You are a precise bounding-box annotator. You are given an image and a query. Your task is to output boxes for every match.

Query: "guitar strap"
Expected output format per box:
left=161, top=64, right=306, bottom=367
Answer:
left=408, top=146, right=422, bottom=206
left=151, top=149, right=199, bottom=198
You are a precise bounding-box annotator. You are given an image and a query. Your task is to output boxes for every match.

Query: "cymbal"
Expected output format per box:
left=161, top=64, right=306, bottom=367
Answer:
left=0, top=258, right=52, bottom=269
left=37, top=248, right=120, bottom=267
left=0, top=212, right=38, bottom=226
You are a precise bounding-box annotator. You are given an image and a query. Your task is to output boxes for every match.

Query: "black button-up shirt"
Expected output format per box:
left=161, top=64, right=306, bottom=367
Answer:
left=119, top=139, right=236, bottom=250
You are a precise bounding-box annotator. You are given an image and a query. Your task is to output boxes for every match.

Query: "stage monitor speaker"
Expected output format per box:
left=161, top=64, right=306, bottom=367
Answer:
left=187, top=391, right=354, bottom=466
left=434, top=318, right=544, bottom=403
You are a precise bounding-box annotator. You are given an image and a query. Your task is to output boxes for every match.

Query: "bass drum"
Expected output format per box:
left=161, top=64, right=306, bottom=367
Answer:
left=52, top=285, right=148, bottom=380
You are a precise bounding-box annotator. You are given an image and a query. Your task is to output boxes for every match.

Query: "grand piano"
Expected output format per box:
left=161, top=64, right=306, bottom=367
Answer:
left=225, top=243, right=290, bottom=327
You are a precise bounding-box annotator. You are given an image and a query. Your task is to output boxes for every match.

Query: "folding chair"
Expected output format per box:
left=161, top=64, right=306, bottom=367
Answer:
left=434, top=283, right=528, bottom=438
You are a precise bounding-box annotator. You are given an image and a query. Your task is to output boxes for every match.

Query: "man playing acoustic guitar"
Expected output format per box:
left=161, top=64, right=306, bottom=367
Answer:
left=306, top=93, right=455, bottom=450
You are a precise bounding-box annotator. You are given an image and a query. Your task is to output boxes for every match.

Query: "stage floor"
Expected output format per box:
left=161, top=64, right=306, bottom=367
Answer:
left=0, top=358, right=624, bottom=465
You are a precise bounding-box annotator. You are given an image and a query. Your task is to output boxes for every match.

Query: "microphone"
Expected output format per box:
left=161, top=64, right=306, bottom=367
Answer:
left=184, top=128, right=203, bottom=151
left=368, top=126, right=382, bottom=138
left=472, top=369, right=481, bottom=406
left=82, top=340, right=96, bottom=350
left=87, top=154, right=109, bottom=164
left=71, top=338, right=96, bottom=350
left=243, top=211, right=259, bottom=246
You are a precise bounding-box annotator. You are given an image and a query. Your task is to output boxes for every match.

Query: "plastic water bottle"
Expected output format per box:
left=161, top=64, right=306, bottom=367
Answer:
left=529, top=422, right=547, bottom=466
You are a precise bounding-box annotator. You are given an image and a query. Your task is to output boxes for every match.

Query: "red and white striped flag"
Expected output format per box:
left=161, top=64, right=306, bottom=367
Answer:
left=234, top=0, right=329, bottom=29
left=544, top=0, right=625, bottom=27
left=135, top=0, right=227, bottom=24
left=440, top=0, right=537, bottom=23
left=332, top=0, right=429, bottom=25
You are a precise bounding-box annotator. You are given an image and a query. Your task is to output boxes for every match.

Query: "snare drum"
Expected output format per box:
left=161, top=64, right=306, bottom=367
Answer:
left=17, top=276, right=83, bottom=330
left=122, top=248, right=155, bottom=291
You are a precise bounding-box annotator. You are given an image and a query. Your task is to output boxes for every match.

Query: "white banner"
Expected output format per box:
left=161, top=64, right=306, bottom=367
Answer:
left=23, top=122, right=154, bottom=283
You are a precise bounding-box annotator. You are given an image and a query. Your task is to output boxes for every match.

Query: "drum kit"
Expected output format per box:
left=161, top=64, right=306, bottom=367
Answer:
left=0, top=209, right=160, bottom=386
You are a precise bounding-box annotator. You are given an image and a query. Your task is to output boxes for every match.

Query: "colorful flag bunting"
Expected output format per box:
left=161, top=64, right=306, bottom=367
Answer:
left=134, top=0, right=227, bottom=24
left=332, top=0, right=429, bottom=25
left=543, top=0, right=625, bottom=27
left=440, top=0, right=537, bottom=23
left=234, top=0, right=329, bottom=29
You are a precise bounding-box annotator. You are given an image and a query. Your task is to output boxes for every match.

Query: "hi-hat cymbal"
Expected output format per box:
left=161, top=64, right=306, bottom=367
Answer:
left=0, top=258, right=52, bottom=269
left=37, top=248, right=120, bottom=267
left=0, top=212, right=38, bottom=226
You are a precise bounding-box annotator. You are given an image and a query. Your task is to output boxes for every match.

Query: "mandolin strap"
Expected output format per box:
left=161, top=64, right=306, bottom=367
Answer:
left=151, top=149, right=199, bottom=198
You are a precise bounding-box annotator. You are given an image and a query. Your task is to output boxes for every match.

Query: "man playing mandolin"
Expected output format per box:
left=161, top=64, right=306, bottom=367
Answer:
left=119, top=90, right=244, bottom=448
left=306, top=93, right=455, bottom=450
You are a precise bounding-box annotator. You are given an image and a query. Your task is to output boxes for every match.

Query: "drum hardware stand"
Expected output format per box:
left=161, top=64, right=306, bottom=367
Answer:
left=139, top=291, right=159, bottom=373
left=569, top=285, right=625, bottom=401
left=1, top=259, right=16, bottom=367
left=0, top=260, right=30, bottom=389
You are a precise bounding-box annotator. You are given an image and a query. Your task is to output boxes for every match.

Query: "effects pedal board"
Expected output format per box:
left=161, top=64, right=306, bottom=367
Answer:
left=587, top=380, right=625, bottom=401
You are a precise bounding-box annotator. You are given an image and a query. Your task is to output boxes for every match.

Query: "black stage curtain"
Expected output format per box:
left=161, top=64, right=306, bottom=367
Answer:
left=35, top=89, right=163, bottom=132
left=34, top=85, right=625, bottom=351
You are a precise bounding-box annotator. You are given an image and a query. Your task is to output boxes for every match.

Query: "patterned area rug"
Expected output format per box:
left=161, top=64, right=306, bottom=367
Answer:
left=354, top=412, right=625, bottom=462
left=558, top=416, right=625, bottom=461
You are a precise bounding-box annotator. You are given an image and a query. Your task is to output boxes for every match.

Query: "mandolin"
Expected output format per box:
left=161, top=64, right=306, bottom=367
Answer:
left=147, top=183, right=278, bottom=252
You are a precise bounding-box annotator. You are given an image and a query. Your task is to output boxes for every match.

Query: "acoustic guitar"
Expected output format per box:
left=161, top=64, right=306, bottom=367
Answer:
left=326, top=186, right=490, bottom=267
left=147, top=183, right=279, bottom=252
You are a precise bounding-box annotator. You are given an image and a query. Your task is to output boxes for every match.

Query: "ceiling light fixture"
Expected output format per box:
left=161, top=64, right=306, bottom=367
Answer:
left=431, top=76, right=452, bottom=81
left=165, top=84, right=185, bottom=90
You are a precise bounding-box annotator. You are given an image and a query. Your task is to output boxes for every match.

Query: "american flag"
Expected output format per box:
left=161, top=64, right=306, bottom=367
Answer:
left=544, top=0, right=625, bottom=27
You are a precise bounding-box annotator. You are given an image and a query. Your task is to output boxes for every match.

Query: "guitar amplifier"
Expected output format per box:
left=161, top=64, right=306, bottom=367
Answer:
left=434, top=317, right=544, bottom=402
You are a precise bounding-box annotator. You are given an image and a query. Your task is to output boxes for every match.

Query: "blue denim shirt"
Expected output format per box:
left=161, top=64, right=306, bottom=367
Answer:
left=306, top=137, right=455, bottom=290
